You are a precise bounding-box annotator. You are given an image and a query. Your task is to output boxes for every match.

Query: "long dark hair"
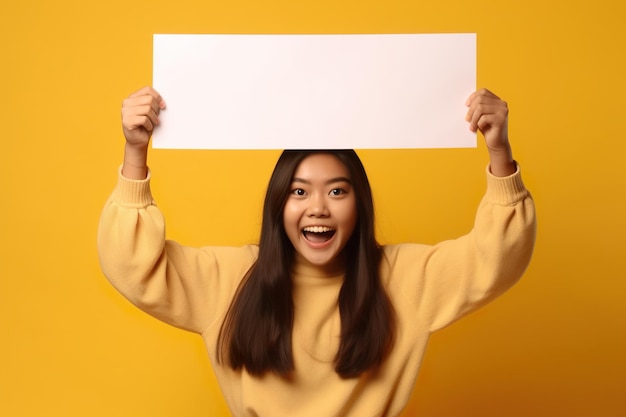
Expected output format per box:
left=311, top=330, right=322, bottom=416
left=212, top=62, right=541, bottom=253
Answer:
left=217, top=150, right=395, bottom=378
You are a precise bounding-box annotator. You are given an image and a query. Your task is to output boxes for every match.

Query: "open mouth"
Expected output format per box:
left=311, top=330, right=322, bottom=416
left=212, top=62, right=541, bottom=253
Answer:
left=302, top=226, right=336, bottom=243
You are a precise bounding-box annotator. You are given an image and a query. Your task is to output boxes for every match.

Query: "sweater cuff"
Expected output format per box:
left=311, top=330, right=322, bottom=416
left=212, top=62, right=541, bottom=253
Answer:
left=484, top=162, right=529, bottom=205
left=110, top=165, right=155, bottom=208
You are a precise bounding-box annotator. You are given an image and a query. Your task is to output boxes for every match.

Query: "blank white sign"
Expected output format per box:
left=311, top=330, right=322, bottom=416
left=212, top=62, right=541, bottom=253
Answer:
left=152, top=33, right=476, bottom=149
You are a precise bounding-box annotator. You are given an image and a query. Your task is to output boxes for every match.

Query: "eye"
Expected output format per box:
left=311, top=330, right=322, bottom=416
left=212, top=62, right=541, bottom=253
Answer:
left=292, top=188, right=306, bottom=196
left=329, top=188, right=347, bottom=196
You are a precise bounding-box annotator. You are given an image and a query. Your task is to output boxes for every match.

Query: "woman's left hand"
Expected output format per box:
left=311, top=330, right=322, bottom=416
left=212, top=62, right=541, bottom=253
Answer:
left=466, top=89, right=515, bottom=177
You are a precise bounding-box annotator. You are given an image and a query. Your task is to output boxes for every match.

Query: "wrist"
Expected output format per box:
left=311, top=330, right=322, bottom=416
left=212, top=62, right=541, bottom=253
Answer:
left=489, top=155, right=515, bottom=177
left=487, top=144, right=515, bottom=177
left=122, top=143, right=149, bottom=179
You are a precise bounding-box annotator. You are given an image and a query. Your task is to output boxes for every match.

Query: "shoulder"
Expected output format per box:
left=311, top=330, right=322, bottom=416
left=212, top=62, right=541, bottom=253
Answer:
left=199, top=244, right=259, bottom=266
left=381, top=243, right=431, bottom=261
left=380, top=243, right=432, bottom=281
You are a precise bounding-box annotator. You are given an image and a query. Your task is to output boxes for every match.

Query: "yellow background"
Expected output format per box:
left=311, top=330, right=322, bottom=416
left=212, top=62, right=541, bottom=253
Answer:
left=1, top=0, right=625, bottom=416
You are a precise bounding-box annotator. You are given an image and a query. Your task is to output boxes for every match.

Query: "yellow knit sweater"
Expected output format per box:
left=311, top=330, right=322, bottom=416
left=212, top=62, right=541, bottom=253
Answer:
left=97, top=165, right=536, bottom=417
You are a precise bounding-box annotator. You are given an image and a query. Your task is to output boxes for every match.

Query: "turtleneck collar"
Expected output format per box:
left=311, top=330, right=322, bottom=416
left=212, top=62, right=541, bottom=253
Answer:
left=291, top=253, right=345, bottom=283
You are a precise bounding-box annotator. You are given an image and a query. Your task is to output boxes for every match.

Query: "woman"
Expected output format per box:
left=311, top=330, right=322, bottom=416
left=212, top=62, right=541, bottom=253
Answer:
left=98, top=87, right=536, bottom=416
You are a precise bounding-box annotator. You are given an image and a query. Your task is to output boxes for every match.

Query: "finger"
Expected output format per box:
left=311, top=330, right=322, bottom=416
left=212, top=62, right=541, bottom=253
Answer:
left=468, top=105, right=508, bottom=132
left=474, top=109, right=509, bottom=136
left=465, top=90, right=490, bottom=121
left=468, top=110, right=480, bottom=132
left=466, top=95, right=504, bottom=114
left=466, top=102, right=489, bottom=129
left=465, top=90, right=478, bottom=107
left=465, top=96, right=508, bottom=126
left=123, top=94, right=163, bottom=116
left=465, top=88, right=499, bottom=107
left=128, top=86, right=162, bottom=101
left=122, top=95, right=164, bottom=127
left=469, top=102, right=507, bottom=117
left=125, top=114, right=155, bottom=133
left=122, top=104, right=160, bottom=129
left=476, top=114, right=498, bottom=132
left=127, top=86, right=166, bottom=110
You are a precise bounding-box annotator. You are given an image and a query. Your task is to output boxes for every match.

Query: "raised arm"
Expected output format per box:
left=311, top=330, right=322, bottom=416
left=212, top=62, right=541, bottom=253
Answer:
left=423, top=88, right=535, bottom=330
left=98, top=88, right=257, bottom=334
left=385, top=89, right=536, bottom=333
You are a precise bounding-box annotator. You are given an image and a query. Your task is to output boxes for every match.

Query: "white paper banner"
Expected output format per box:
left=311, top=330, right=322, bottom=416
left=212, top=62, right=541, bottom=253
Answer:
left=152, top=33, right=476, bottom=149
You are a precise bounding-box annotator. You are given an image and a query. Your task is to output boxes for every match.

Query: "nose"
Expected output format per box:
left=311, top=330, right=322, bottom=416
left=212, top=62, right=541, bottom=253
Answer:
left=307, top=194, right=329, bottom=217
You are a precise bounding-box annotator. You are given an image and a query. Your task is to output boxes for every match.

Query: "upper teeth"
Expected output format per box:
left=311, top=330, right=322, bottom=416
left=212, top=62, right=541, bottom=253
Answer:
left=303, top=226, right=333, bottom=233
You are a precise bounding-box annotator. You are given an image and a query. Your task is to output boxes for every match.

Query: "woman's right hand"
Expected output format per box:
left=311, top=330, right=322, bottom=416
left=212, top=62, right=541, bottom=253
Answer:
left=121, top=87, right=165, bottom=179
left=122, top=86, right=166, bottom=148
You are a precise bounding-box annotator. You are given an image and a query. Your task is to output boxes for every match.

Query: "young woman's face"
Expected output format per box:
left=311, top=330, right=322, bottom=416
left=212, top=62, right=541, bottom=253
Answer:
left=283, top=153, right=358, bottom=270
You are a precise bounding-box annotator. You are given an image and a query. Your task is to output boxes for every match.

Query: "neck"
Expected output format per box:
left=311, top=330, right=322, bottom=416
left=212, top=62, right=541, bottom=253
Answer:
left=293, top=252, right=346, bottom=278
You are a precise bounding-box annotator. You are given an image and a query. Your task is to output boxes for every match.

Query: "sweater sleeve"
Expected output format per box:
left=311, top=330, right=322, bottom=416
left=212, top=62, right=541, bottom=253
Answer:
left=424, top=164, right=536, bottom=332
left=96, top=168, right=258, bottom=334
left=384, top=164, right=536, bottom=333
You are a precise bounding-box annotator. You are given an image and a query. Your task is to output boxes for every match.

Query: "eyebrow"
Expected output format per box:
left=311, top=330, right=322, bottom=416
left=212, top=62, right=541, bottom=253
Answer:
left=291, top=176, right=352, bottom=185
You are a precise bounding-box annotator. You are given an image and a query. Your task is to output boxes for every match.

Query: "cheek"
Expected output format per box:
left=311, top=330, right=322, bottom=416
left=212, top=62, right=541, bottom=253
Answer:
left=282, top=203, right=301, bottom=234
left=339, top=201, right=358, bottom=234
